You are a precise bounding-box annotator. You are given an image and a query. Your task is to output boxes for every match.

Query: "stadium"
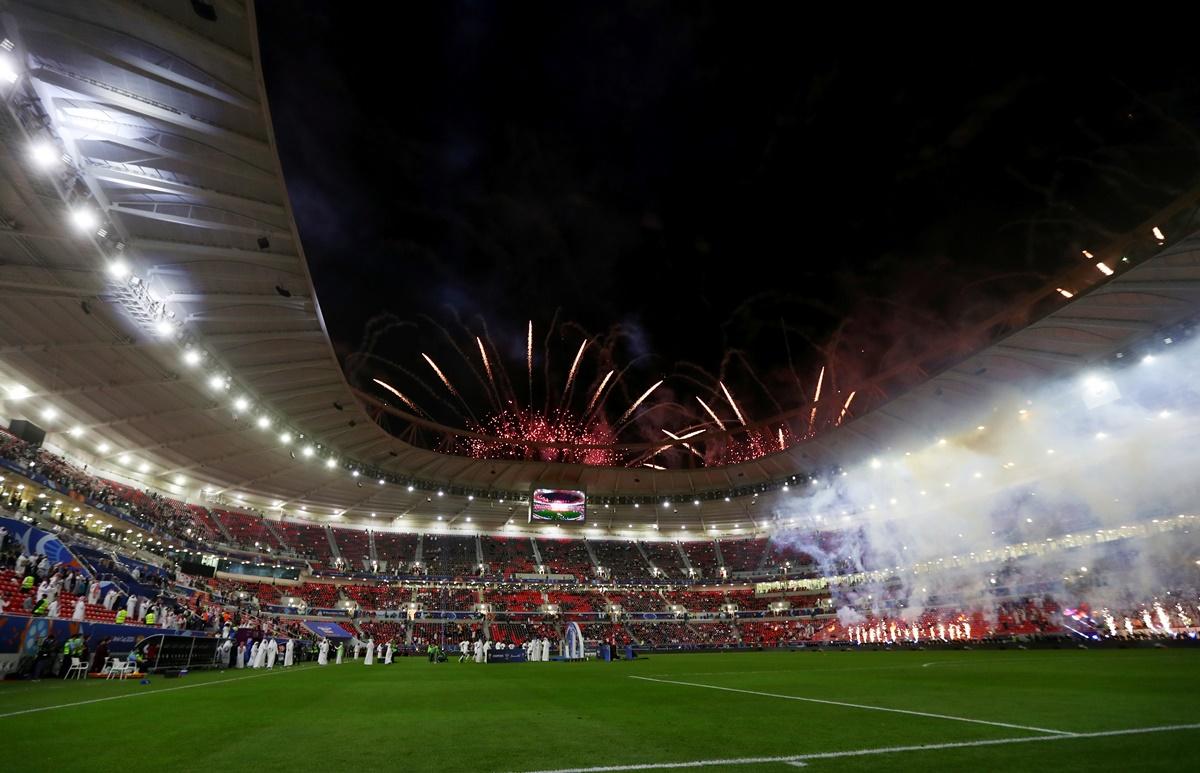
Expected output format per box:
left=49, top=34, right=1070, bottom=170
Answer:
left=0, top=2, right=1198, bottom=771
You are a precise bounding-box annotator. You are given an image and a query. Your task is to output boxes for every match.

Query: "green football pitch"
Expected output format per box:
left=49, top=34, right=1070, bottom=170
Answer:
left=1, top=649, right=1197, bottom=772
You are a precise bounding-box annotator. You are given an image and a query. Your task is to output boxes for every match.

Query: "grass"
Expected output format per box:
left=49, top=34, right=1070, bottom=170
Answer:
left=1, top=649, right=1197, bottom=772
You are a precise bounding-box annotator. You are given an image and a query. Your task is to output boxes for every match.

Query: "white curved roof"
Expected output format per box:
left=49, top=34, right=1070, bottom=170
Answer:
left=0, top=0, right=1198, bottom=536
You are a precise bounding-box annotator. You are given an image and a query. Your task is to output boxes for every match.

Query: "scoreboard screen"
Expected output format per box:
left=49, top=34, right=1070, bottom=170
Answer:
left=529, top=489, right=586, bottom=523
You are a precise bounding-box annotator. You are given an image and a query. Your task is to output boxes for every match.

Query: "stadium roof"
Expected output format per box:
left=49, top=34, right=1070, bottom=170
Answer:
left=0, top=0, right=1198, bottom=535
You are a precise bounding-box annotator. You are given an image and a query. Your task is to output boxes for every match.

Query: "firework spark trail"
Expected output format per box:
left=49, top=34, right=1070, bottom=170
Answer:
left=617, top=379, right=664, bottom=425
left=662, top=428, right=706, bottom=460
left=371, top=378, right=423, bottom=414
left=345, top=351, right=466, bottom=421
left=585, top=369, right=615, bottom=416
left=479, top=319, right=518, bottom=406
left=563, top=339, right=588, bottom=402
left=719, top=381, right=747, bottom=425
left=527, top=320, right=533, bottom=405
left=421, top=352, right=474, bottom=421
left=778, top=427, right=786, bottom=450
left=542, top=310, right=560, bottom=413
left=476, top=336, right=498, bottom=397
left=807, top=365, right=826, bottom=436
left=837, top=390, right=857, bottom=425
left=696, top=396, right=726, bottom=430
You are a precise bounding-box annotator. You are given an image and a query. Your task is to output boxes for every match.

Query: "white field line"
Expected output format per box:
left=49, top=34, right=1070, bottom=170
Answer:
left=0, top=664, right=319, bottom=718
left=629, top=676, right=1071, bottom=736
left=511, top=723, right=1200, bottom=773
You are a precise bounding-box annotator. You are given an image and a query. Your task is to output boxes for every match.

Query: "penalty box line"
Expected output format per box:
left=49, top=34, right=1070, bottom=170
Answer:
left=629, top=675, right=1071, bottom=736
left=0, top=663, right=321, bottom=719
left=512, top=722, right=1200, bottom=773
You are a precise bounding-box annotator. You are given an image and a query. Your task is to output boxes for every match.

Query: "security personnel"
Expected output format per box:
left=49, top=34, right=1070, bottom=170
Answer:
left=115, top=608, right=127, bottom=624
left=145, top=609, right=156, bottom=625
left=21, top=575, right=33, bottom=591
left=32, top=597, right=48, bottom=616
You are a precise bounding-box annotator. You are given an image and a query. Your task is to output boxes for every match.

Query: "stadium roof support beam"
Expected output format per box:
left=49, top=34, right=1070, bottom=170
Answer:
left=106, top=202, right=290, bottom=239
left=991, top=345, right=1082, bottom=366
left=27, top=67, right=269, bottom=158
left=85, top=165, right=286, bottom=218
left=27, top=373, right=194, bottom=399
left=10, top=5, right=258, bottom=109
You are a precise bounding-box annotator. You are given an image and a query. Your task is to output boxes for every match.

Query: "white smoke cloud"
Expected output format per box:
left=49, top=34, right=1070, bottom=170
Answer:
left=770, top=328, right=1200, bottom=621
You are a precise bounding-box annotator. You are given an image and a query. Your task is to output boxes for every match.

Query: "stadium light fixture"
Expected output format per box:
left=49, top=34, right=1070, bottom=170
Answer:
left=40, top=406, right=57, bottom=420
left=26, top=142, right=55, bottom=169
left=256, top=416, right=271, bottom=429
left=1056, top=288, right=1074, bottom=299
left=154, top=319, right=175, bottom=337
left=302, top=445, right=314, bottom=457
left=68, top=426, right=83, bottom=437
left=1142, top=354, right=1155, bottom=365
left=325, top=457, right=336, bottom=468
left=1096, top=262, right=1114, bottom=276
left=70, top=207, right=98, bottom=231
left=97, top=441, right=110, bottom=453
left=1152, top=226, right=1165, bottom=241
left=0, top=52, right=18, bottom=84
left=183, top=349, right=202, bottom=366
left=208, top=374, right=226, bottom=390
left=233, top=396, right=249, bottom=412
left=407, top=485, right=414, bottom=492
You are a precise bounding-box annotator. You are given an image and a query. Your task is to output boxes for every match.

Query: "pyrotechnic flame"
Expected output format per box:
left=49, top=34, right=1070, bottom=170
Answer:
left=421, top=352, right=461, bottom=398
left=476, top=336, right=496, bottom=393
left=585, top=369, right=614, bottom=415
left=563, top=339, right=587, bottom=398
left=696, top=396, right=726, bottom=430
left=777, top=427, right=786, bottom=450
left=719, top=381, right=747, bottom=425
left=813, top=365, right=825, bottom=403
left=836, top=390, right=857, bottom=425
left=372, top=378, right=422, bottom=413
left=618, top=379, right=663, bottom=425
left=527, top=320, right=533, bottom=400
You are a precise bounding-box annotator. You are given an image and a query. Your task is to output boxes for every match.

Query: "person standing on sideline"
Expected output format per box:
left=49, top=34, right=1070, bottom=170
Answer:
left=265, top=638, right=277, bottom=669
left=335, top=641, right=344, bottom=664
left=459, top=639, right=470, bottom=662
left=364, top=638, right=375, bottom=665
left=283, top=638, right=294, bottom=668
left=318, top=638, right=329, bottom=666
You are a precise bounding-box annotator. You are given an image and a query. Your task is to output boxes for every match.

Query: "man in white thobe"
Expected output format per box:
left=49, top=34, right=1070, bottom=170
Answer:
left=48, top=598, right=60, bottom=618
left=218, top=638, right=232, bottom=669
left=335, top=642, right=344, bottom=664
left=318, top=639, right=329, bottom=666
left=459, top=640, right=470, bottom=663
left=351, top=636, right=360, bottom=660
left=484, top=640, right=492, bottom=663
left=473, top=639, right=483, bottom=664
left=236, top=642, right=246, bottom=669
left=72, top=597, right=85, bottom=621
left=249, top=641, right=261, bottom=668
left=125, top=594, right=137, bottom=620
left=283, top=639, right=294, bottom=667
left=384, top=641, right=393, bottom=664
left=265, top=638, right=277, bottom=669
left=103, top=589, right=118, bottom=610
left=364, top=638, right=375, bottom=665
left=87, top=581, right=101, bottom=606
left=540, top=637, right=550, bottom=662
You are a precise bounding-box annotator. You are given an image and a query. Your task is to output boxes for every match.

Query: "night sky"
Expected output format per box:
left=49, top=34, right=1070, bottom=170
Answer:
left=256, top=3, right=1200, bottom=439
